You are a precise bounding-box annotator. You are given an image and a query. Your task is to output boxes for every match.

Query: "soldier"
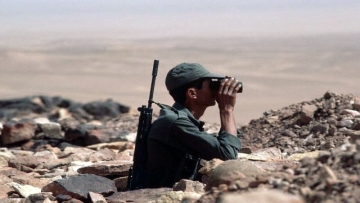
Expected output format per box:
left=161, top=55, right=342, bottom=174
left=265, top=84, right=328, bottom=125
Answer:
left=145, top=63, right=243, bottom=188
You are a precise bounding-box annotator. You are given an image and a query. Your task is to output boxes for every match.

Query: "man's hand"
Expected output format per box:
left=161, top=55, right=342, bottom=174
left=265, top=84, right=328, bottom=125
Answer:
left=216, top=77, right=242, bottom=112
left=216, top=77, right=241, bottom=137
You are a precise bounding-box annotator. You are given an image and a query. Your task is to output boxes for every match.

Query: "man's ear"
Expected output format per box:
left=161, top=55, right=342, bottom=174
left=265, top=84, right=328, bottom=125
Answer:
left=187, top=88, right=197, bottom=99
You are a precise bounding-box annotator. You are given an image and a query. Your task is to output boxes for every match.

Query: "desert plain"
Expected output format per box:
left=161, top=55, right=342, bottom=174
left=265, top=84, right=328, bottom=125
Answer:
left=0, top=34, right=359, bottom=125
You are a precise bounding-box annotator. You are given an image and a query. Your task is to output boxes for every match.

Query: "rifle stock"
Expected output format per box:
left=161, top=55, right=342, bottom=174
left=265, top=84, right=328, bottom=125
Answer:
left=127, top=59, right=159, bottom=190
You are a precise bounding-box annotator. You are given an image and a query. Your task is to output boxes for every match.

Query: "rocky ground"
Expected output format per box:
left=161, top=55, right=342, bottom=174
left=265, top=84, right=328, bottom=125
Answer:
left=0, top=92, right=359, bottom=203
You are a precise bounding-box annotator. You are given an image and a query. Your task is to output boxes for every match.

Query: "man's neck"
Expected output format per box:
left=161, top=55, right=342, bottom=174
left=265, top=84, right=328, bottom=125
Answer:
left=184, top=102, right=207, bottom=120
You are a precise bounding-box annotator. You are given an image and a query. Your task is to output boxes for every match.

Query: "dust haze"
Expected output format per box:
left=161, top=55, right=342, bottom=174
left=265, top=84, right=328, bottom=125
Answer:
left=1, top=35, right=359, bottom=125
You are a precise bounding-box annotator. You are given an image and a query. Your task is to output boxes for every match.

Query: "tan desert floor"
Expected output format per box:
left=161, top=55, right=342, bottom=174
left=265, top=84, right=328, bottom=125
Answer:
left=0, top=35, right=359, bottom=125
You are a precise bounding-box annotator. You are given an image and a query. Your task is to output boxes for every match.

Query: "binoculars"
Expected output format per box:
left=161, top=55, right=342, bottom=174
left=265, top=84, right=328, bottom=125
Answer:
left=210, top=78, right=243, bottom=93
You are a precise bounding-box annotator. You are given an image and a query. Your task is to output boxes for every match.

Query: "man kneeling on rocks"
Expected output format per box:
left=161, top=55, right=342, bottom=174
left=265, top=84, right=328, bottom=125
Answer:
left=145, top=63, right=243, bottom=188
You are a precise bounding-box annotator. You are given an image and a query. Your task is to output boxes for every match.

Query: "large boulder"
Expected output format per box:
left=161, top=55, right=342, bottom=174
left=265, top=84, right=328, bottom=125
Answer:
left=353, top=97, right=360, bottom=111
left=83, top=99, right=129, bottom=120
left=77, top=160, right=132, bottom=177
left=205, top=160, right=267, bottom=191
left=1, top=120, right=37, bottom=145
left=299, top=104, right=317, bottom=125
left=106, top=188, right=172, bottom=203
left=42, top=174, right=117, bottom=201
left=217, top=188, right=304, bottom=203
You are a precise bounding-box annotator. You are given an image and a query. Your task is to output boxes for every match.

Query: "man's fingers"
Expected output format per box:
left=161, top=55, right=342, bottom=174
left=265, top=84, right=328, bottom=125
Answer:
left=234, top=80, right=241, bottom=93
left=224, top=78, right=233, bottom=94
left=218, top=78, right=228, bottom=94
left=219, top=78, right=240, bottom=95
left=228, top=79, right=239, bottom=95
left=224, top=78, right=237, bottom=95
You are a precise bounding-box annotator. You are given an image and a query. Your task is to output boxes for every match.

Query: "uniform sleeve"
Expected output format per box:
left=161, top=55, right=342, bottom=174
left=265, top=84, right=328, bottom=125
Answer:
left=169, top=117, right=242, bottom=161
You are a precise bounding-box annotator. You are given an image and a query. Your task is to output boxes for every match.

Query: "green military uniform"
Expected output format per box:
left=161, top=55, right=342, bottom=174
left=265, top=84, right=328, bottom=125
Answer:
left=145, top=102, right=242, bottom=188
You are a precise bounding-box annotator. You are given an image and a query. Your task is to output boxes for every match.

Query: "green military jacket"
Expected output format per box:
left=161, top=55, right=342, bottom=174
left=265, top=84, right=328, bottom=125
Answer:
left=145, top=102, right=242, bottom=188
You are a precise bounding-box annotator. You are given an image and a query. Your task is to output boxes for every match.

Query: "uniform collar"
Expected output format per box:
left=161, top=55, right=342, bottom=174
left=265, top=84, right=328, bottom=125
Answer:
left=172, top=102, right=205, bottom=130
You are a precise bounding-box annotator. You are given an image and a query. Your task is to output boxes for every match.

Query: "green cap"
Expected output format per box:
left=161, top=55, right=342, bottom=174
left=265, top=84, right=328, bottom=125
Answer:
left=165, top=63, right=224, bottom=91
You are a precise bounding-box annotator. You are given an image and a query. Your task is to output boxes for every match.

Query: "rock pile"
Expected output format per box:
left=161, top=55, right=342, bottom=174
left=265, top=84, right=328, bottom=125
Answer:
left=198, top=92, right=360, bottom=203
left=241, top=92, right=360, bottom=154
left=0, top=92, right=359, bottom=203
left=0, top=96, right=137, bottom=202
left=197, top=141, right=360, bottom=203
left=0, top=95, right=135, bottom=148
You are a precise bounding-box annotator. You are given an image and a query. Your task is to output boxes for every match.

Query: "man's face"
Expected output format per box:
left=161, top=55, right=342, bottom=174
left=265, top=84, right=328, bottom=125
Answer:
left=195, top=79, right=217, bottom=107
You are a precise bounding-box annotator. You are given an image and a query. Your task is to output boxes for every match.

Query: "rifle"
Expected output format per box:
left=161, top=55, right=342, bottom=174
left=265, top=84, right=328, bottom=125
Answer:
left=127, top=59, right=159, bottom=190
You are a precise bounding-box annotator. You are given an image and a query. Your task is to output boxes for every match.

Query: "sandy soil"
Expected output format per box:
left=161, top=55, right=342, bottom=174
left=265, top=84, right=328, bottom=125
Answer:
left=0, top=34, right=359, bottom=125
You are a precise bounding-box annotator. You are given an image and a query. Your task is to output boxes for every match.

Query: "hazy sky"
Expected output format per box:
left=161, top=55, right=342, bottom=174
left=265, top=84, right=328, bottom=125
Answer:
left=1, top=0, right=360, bottom=41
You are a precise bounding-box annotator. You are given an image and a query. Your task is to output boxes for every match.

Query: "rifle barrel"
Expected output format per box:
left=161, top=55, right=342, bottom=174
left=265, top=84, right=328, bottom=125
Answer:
left=148, top=60, right=159, bottom=108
